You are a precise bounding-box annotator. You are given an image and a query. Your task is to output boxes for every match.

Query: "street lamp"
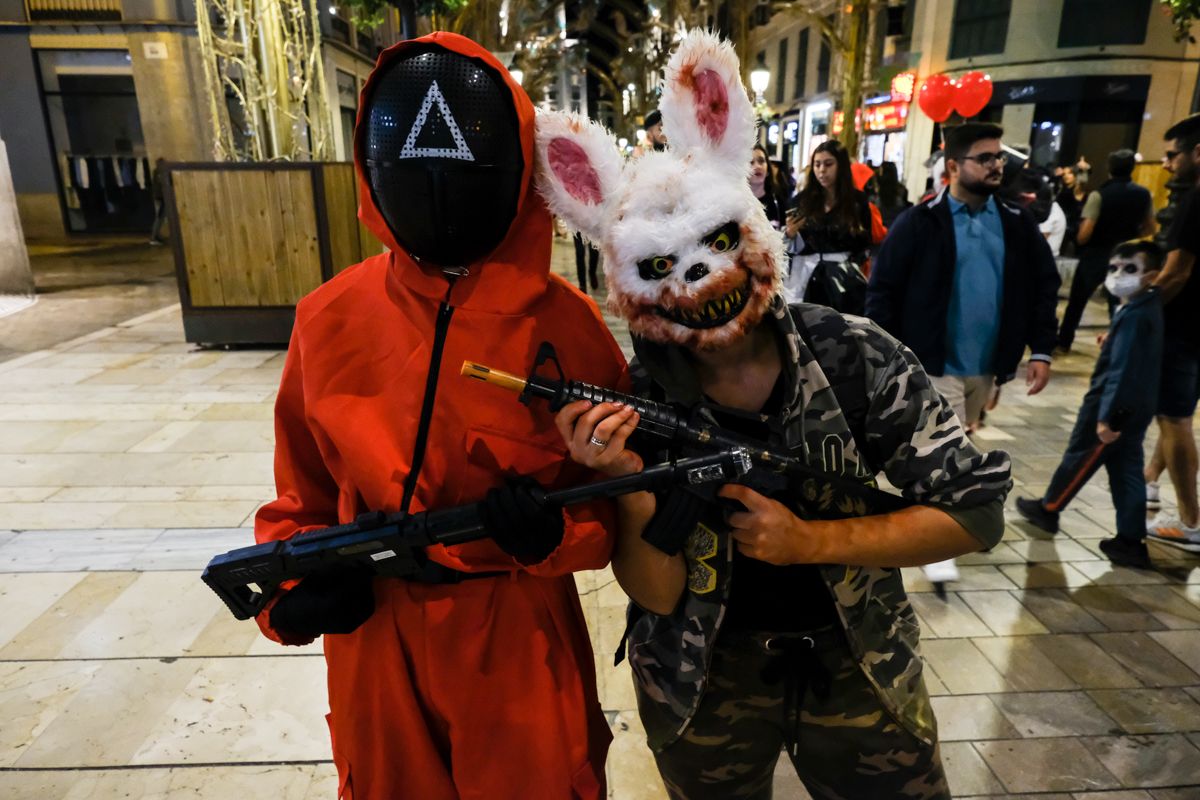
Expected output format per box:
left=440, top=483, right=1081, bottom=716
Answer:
left=750, top=54, right=771, bottom=106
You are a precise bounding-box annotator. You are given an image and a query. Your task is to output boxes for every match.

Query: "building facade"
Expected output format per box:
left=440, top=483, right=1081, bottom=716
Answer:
left=751, top=0, right=1200, bottom=200
left=0, top=0, right=398, bottom=239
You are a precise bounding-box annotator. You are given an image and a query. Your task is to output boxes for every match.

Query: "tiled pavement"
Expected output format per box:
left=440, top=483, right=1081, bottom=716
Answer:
left=0, top=238, right=1197, bottom=799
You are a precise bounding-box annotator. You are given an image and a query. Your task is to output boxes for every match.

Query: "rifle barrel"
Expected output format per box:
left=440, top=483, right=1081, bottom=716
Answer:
left=461, top=362, right=529, bottom=394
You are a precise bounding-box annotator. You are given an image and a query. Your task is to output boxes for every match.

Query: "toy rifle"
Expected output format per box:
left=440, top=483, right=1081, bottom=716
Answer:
left=203, top=447, right=752, bottom=620
left=461, top=342, right=910, bottom=518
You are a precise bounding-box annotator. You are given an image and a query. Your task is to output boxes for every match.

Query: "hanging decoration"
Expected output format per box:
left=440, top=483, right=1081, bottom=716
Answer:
left=953, top=71, right=994, bottom=118
left=194, top=0, right=335, bottom=161
left=917, top=73, right=955, bottom=122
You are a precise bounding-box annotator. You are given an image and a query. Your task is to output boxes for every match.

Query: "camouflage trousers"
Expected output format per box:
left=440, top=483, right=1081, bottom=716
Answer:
left=652, top=627, right=949, bottom=800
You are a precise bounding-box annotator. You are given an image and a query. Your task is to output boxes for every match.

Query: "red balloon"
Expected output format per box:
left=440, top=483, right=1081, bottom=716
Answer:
left=917, top=74, right=956, bottom=123
left=954, top=71, right=993, bottom=118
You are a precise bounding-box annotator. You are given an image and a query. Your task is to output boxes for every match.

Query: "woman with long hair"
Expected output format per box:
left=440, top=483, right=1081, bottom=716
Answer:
left=750, top=143, right=783, bottom=227
left=783, top=140, right=877, bottom=308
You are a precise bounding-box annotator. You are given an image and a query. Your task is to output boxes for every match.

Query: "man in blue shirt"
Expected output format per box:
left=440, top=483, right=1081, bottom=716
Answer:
left=867, top=123, right=1061, bottom=586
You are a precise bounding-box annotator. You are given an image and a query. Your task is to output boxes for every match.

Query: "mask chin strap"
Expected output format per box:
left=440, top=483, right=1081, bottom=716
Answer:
left=398, top=264, right=469, bottom=516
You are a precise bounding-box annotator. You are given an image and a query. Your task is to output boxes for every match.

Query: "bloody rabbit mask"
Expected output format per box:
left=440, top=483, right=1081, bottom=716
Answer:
left=534, top=30, right=784, bottom=351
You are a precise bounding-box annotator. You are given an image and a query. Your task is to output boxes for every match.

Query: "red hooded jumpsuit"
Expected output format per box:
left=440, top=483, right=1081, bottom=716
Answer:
left=253, top=33, right=627, bottom=799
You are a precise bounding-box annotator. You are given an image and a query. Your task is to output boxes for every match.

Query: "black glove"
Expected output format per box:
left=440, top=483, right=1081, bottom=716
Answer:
left=269, top=566, right=375, bottom=639
left=481, top=477, right=565, bottom=563
left=642, top=485, right=707, bottom=556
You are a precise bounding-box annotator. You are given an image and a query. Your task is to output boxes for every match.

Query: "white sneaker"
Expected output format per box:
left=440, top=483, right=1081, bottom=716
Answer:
left=1147, top=515, right=1200, bottom=553
left=1146, top=481, right=1161, bottom=512
left=922, top=558, right=960, bottom=584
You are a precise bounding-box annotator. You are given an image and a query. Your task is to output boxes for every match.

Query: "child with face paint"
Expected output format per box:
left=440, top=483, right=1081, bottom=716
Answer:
left=1017, top=240, right=1165, bottom=569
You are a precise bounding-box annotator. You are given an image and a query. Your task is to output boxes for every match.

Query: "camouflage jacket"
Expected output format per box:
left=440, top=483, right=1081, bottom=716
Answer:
left=626, top=298, right=1012, bottom=751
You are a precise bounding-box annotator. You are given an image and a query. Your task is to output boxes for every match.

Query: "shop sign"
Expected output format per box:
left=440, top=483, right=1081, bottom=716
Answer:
left=890, top=71, right=916, bottom=103
left=784, top=120, right=799, bottom=143
left=863, top=101, right=908, bottom=132
left=832, top=102, right=908, bottom=135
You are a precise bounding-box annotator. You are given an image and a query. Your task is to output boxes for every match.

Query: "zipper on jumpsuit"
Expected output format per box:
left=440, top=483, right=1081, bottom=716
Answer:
left=398, top=269, right=463, bottom=516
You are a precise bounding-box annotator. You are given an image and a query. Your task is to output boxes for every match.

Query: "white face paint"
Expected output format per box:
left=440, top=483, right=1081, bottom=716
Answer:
left=1104, top=254, right=1152, bottom=299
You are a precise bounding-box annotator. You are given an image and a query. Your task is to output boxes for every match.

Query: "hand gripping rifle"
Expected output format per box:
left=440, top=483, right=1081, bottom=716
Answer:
left=461, top=342, right=910, bottom=518
left=203, top=447, right=752, bottom=620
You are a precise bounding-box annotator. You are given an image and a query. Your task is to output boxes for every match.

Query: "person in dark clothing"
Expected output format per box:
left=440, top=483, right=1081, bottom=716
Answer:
left=1017, top=240, right=1164, bottom=569
left=866, top=122, right=1060, bottom=588
left=866, top=124, right=1060, bottom=391
left=769, top=157, right=795, bottom=211
left=751, top=144, right=783, bottom=228
left=573, top=231, right=600, bottom=292
left=783, top=140, right=875, bottom=305
left=1056, top=149, right=1155, bottom=351
left=1143, top=113, right=1200, bottom=553
left=876, top=161, right=911, bottom=227
left=1055, top=164, right=1089, bottom=253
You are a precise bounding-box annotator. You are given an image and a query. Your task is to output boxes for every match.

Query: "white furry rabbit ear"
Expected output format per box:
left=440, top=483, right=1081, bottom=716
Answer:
left=659, top=29, right=756, bottom=164
left=534, top=110, right=623, bottom=243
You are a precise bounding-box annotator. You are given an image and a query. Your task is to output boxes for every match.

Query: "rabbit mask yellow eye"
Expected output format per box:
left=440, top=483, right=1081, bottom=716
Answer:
left=702, top=221, right=740, bottom=253
left=637, top=255, right=676, bottom=281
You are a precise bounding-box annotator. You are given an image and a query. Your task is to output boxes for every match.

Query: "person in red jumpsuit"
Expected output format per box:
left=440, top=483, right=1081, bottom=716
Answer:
left=251, top=32, right=627, bottom=799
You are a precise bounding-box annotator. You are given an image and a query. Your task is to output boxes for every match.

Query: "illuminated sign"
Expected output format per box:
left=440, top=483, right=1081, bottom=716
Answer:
left=863, top=101, right=908, bottom=132
left=833, top=102, right=909, bottom=134
left=784, top=121, right=799, bottom=143
left=891, top=71, right=916, bottom=102
left=768, top=123, right=780, bottom=144
left=831, top=110, right=856, bottom=135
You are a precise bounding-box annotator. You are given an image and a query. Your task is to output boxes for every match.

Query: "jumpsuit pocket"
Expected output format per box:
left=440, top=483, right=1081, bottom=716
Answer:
left=325, top=712, right=353, bottom=800
left=456, top=425, right=567, bottom=502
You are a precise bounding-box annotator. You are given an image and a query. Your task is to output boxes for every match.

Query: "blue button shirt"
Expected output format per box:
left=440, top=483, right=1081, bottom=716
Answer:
left=944, top=194, right=1005, bottom=376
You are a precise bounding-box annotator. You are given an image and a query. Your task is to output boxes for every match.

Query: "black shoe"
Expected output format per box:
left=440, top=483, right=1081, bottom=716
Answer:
left=1016, top=496, right=1059, bottom=533
left=1099, top=536, right=1153, bottom=570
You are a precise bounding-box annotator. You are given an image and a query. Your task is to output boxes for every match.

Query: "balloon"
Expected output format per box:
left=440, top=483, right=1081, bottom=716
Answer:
left=917, top=74, right=955, bottom=123
left=954, top=71, right=993, bottom=118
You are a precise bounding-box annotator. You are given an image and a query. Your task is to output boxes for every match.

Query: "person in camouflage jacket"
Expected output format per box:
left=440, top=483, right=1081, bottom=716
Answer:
left=536, top=30, right=1011, bottom=799
left=562, top=297, right=1011, bottom=798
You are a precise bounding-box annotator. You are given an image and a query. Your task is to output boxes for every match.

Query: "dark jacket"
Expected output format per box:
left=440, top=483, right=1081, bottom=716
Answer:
left=1078, top=177, right=1152, bottom=260
left=865, top=190, right=1061, bottom=383
left=1090, top=287, right=1163, bottom=430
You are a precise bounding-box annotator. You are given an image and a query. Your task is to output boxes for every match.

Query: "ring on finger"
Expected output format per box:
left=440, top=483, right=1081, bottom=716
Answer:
left=588, top=435, right=609, bottom=449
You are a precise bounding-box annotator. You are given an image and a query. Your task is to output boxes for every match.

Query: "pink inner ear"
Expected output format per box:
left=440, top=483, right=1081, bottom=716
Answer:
left=548, top=137, right=604, bottom=205
left=693, top=69, right=729, bottom=144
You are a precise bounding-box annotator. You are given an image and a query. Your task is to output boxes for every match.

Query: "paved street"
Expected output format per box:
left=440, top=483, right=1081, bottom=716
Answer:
left=0, top=237, right=1197, bottom=799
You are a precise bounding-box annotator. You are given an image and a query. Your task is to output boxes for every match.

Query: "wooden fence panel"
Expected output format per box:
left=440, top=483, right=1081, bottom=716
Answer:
left=322, top=163, right=362, bottom=273
left=173, top=168, right=322, bottom=307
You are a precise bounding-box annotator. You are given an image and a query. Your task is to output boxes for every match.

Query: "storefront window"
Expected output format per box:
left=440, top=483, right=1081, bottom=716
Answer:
left=794, top=29, right=809, bottom=100
left=337, top=70, right=359, bottom=162
left=1058, top=0, right=1151, bottom=48
left=36, top=49, right=153, bottom=234
left=775, top=39, right=788, bottom=105
left=949, top=0, right=1011, bottom=60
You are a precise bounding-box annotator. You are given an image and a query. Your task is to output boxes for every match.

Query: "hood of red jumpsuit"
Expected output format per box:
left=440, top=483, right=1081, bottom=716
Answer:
left=354, top=32, right=552, bottom=315
left=850, top=161, right=875, bottom=192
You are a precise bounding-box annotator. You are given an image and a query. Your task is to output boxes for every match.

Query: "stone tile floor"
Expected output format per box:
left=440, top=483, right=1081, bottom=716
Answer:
left=0, top=238, right=1197, bottom=798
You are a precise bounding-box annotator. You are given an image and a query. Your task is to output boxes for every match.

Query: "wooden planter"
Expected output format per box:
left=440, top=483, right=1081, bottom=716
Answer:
left=165, top=162, right=381, bottom=345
